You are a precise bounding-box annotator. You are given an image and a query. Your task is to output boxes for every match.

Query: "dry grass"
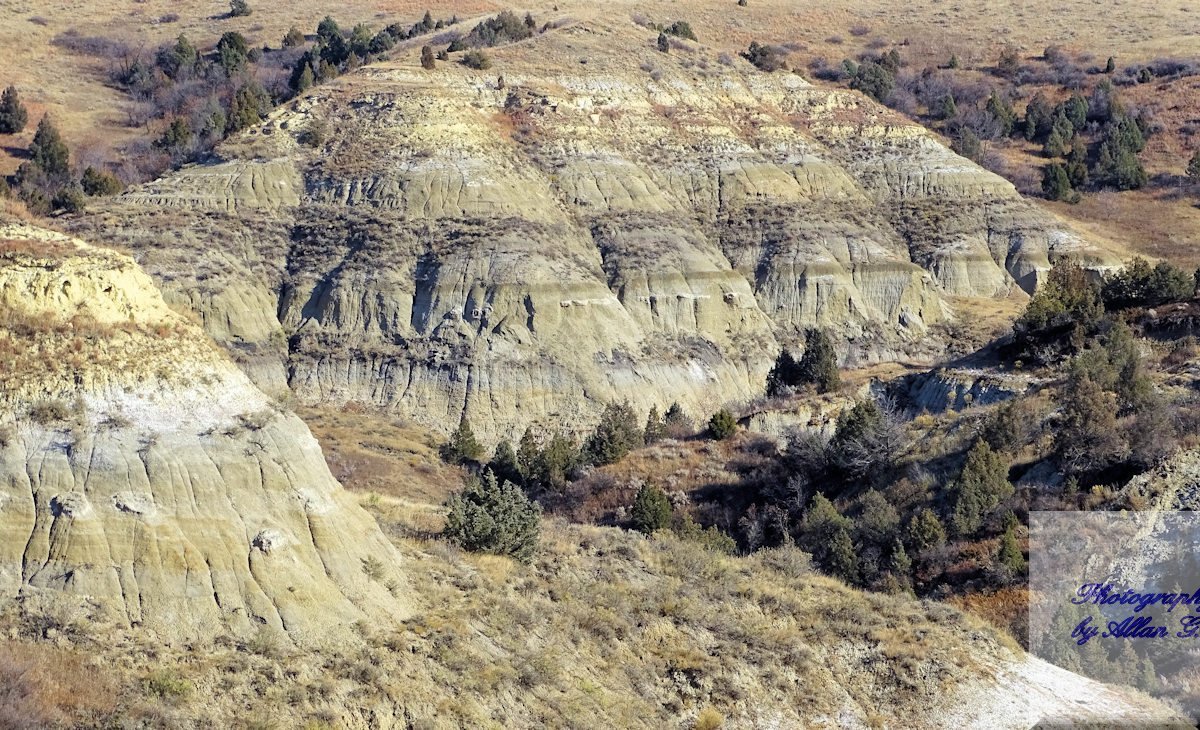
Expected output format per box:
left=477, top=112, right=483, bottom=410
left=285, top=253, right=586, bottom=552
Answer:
left=1050, top=191, right=1200, bottom=270
left=299, top=404, right=464, bottom=506
left=0, top=306, right=201, bottom=392
left=0, top=518, right=1016, bottom=728
left=0, top=236, right=73, bottom=260
left=668, top=0, right=1200, bottom=67
left=0, top=641, right=119, bottom=728
left=948, top=586, right=1030, bottom=651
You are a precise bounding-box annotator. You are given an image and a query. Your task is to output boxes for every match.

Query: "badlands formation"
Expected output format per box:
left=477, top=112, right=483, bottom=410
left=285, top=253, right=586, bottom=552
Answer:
left=0, top=223, right=408, bottom=648
left=0, top=224, right=1182, bottom=728
left=73, top=14, right=1115, bottom=443
left=0, top=11, right=1190, bottom=727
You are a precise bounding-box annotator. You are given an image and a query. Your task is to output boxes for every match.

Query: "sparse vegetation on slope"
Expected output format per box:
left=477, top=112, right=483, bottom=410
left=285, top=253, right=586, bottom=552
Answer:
left=465, top=10, right=537, bottom=48
left=0, top=512, right=1061, bottom=728
left=799, top=33, right=1200, bottom=216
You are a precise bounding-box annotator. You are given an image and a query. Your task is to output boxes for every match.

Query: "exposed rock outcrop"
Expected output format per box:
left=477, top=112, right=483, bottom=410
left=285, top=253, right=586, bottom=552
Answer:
left=892, top=367, right=1029, bottom=413
left=74, top=16, right=1117, bottom=441
left=0, top=223, right=409, bottom=647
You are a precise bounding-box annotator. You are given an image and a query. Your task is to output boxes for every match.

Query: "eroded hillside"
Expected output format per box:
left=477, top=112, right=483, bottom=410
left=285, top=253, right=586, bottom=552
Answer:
left=0, top=223, right=1184, bottom=728
left=71, top=15, right=1119, bottom=443
left=0, top=222, right=409, bottom=648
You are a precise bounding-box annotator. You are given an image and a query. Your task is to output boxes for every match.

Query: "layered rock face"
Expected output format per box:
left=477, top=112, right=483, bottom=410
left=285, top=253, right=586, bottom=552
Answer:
left=76, top=17, right=1112, bottom=441
left=0, top=224, right=408, bottom=647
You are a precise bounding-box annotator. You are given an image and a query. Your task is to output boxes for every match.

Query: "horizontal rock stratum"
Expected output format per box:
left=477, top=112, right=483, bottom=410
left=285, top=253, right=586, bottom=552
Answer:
left=73, top=14, right=1116, bottom=442
left=0, top=223, right=409, bottom=647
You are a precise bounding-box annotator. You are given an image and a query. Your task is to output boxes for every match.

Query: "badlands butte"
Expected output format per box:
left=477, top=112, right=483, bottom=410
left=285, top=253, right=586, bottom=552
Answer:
left=68, top=10, right=1121, bottom=443
left=1, top=2, right=1195, bottom=728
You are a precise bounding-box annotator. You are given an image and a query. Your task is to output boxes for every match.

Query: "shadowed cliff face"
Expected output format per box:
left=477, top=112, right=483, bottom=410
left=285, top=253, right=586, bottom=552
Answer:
left=0, top=223, right=409, bottom=647
left=72, top=17, right=1115, bottom=442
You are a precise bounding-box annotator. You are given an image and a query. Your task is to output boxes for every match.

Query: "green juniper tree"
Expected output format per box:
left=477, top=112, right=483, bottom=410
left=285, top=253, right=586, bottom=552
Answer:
left=934, top=93, right=958, bottom=120
left=317, top=16, right=341, bottom=44
left=1055, top=375, right=1124, bottom=477
left=443, top=470, right=541, bottom=562
left=742, top=41, right=787, bottom=72
left=582, top=401, right=643, bottom=466
left=81, top=166, right=123, bottom=196
left=906, top=507, right=946, bottom=552
left=766, top=349, right=801, bottom=396
left=644, top=405, right=667, bottom=445
left=850, top=61, right=894, bottom=102
left=1064, top=94, right=1089, bottom=131
left=440, top=416, right=484, bottom=465
left=1102, top=257, right=1194, bottom=309
left=985, top=91, right=1017, bottom=137
left=0, top=86, right=27, bottom=134
left=1101, top=143, right=1148, bottom=190
left=799, top=493, right=850, bottom=563
left=665, top=21, right=697, bottom=40
left=890, top=538, right=912, bottom=575
left=1074, top=150, right=1098, bottom=186
left=29, top=116, right=69, bottom=177
left=1041, top=163, right=1074, bottom=202
left=488, top=439, right=522, bottom=487
left=663, top=401, right=693, bottom=437
left=951, top=440, right=1012, bottom=536
left=225, top=83, right=270, bottom=133
left=216, top=31, right=249, bottom=74
left=283, top=26, right=306, bottom=48
left=631, top=483, right=672, bottom=533
left=517, top=427, right=540, bottom=482
left=996, top=45, right=1020, bottom=78
left=460, top=50, right=492, bottom=70
left=156, top=35, right=199, bottom=80
left=293, top=63, right=316, bottom=93
left=953, top=128, right=983, bottom=161
left=51, top=184, right=86, bottom=213
left=1023, top=93, right=1054, bottom=141
left=157, top=117, right=192, bottom=154
left=348, top=23, right=374, bottom=60
left=856, top=489, right=900, bottom=548
left=1015, top=258, right=1104, bottom=335
left=828, top=527, right=861, bottom=584
left=798, top=328, right=840, bottom=393
left=1043, top=126, right=1069, bottom=158
left=529, top=432, right=578, bottom=492
left=997, top=525, right=1026, bottom=575
left=708, top=408, right=737, bottom=440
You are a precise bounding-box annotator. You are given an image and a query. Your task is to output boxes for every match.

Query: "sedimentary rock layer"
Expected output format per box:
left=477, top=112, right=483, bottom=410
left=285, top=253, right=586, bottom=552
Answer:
left=0, top=223, right=408, bottom=646
left=76, top=17, right=1113, bottom=440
